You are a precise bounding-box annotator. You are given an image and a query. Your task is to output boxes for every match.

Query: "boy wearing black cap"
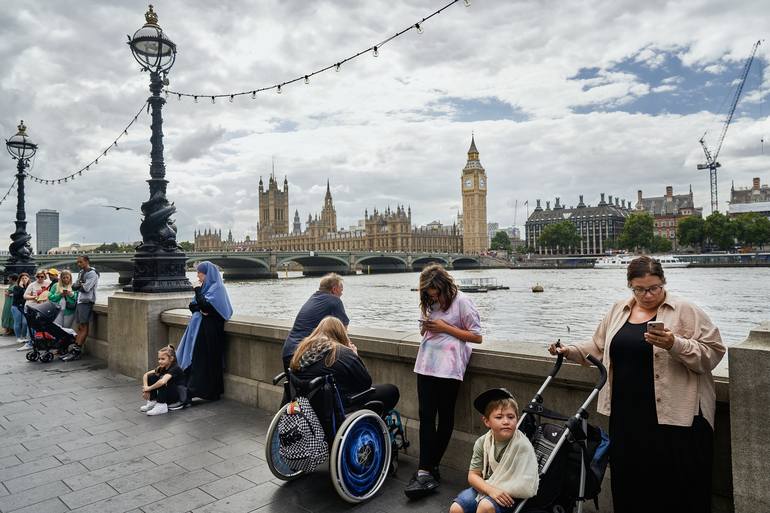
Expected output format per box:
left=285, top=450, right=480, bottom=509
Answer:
left=449, top=388, right=539, bottom=513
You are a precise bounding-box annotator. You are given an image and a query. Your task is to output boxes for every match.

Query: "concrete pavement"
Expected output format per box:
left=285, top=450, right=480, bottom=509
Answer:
left=0, top=335, right=465, bottom=513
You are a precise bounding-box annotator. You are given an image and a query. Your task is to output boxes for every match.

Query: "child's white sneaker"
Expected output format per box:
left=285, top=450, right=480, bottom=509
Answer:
left=146, top=403, right=168, bottom=416
left=140, top=400, right=157, bottom=412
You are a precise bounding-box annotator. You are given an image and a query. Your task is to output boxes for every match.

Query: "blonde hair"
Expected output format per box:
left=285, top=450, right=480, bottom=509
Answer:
left=290, top=316, right=351, bottom=371
left=155, top=344, right=177, bottom=373
left=484, top=397, right=519, bottom=418
left=319, top=273, right=343, bottom=292
left=57, top=270, right=73, bottom=290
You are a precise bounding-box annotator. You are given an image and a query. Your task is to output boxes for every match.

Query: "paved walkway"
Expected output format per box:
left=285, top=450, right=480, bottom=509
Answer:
left=0, top=336, right=465, bottom=513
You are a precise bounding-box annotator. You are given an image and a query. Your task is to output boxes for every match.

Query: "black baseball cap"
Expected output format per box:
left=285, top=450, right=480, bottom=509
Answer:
left=473, top=388, right=515, bottom=415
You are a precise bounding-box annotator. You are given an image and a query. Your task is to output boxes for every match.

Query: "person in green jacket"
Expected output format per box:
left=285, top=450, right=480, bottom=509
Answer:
left=1, top=274, right=17, bottom=335
left=48, top=270, right=78, bottom=329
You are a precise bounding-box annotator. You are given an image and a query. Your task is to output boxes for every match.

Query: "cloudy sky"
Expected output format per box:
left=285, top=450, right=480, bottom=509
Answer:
left=1, top=0, right=769, bottom=248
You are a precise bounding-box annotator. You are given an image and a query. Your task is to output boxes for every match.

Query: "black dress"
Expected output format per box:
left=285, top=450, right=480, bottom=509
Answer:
left=609, top=319, right=713, bottom=513
left=185, top=287, right=226, bottom=401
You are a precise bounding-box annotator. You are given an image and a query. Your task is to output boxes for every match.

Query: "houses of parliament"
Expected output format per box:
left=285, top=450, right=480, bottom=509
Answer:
left=195, top=137, right=488, bottom=254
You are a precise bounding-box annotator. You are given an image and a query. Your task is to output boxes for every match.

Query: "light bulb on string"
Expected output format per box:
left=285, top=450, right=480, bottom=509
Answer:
left=335, top=62, right=341, bottom=72
left=464, top=0, right=470, bottom=6
left=277, top=84, right=282, bottom=94
left=211, top=96, right=215, bottom=104
left=251, top=91, right=256, bottom=99
left=373, top=46, right=379, bottom=57
left=194, top=96, right=199, bottom=103
left=229, top=95, right=234, bottom=103
left=415, top=23, right=423, bottom=34
left=177, top=94, right=182, bottom=101
left=304, top=75, right=309, bottom=85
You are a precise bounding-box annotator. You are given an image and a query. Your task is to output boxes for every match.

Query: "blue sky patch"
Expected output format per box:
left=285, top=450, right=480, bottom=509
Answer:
left=425, top=96, right=528, bottom=122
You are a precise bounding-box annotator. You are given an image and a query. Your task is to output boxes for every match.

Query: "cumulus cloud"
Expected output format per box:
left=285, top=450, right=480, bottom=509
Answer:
left=1, top=0, right=768, bottom=248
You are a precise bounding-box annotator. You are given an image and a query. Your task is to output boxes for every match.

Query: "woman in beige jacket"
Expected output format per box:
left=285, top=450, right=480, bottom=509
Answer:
left=549, top=256, right=724, bottom=513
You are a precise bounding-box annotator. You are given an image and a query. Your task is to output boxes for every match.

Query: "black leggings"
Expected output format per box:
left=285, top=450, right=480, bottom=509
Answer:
left=147, top=374, right=180, bottom=404
left=417, top=374, right=461, bottom=470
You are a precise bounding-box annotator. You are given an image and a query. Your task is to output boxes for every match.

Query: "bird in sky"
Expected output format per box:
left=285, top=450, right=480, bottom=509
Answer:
left=102, top=205, right=135, bottom=211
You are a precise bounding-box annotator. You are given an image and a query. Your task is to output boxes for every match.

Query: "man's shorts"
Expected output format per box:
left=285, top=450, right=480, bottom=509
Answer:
left=75, top=302, right=94, bottom=325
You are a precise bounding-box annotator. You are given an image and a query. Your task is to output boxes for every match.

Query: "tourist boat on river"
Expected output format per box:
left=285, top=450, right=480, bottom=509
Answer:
left=458, top=277, right=510, bottom=292
left=594, top=255, right=690, bottom=269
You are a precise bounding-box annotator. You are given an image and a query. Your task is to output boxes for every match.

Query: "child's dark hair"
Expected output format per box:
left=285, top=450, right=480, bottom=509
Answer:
left=418, top=264, right=458, bottom=317
left=484, top=397, right=519, bottom=418
left=155, top=344, right=176, bottom=373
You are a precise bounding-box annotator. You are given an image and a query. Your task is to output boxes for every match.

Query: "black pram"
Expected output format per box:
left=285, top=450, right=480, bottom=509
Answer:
left=24, top=302, right=77, bottom=363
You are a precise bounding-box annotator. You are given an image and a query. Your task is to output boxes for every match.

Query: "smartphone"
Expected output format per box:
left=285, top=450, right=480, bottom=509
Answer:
left=647, top=321, right=664, bottom=331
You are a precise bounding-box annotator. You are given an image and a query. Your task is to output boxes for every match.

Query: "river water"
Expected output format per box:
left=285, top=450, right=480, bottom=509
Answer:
left=95, top=267, right=767, bottom=351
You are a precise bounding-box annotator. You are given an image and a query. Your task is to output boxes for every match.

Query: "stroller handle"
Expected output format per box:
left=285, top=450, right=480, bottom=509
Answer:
left=548, top=340, right=565, bottom=378
left=586, top=354, right=607, bottom=390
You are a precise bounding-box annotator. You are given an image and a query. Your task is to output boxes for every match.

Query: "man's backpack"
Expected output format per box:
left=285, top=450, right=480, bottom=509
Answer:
left=277, top=396, right=328, bottom=472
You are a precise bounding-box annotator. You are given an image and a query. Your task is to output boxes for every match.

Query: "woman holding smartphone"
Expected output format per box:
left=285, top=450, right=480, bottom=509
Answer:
left=405, top=264, right=482, bottom=500
left=548, top=256, right=724, bottom=513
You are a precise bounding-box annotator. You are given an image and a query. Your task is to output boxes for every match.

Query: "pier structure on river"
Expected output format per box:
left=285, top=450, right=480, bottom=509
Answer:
left=23, top=250, right=504, bottom=284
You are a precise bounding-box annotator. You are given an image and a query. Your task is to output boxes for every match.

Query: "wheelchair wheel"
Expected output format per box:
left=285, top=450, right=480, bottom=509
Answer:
left=330, top=409, right=392, bottom=503
left=25, top=350, right=39, bottom=362
left=264, top=407, right=306, bottom=481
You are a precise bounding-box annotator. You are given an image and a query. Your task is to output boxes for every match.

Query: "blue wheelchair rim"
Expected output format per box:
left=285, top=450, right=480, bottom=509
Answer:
left=337, top=414, right=388, bottom=498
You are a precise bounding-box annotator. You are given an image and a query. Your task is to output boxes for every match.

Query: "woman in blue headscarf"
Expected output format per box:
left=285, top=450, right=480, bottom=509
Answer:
left=177, top=261, right=233, bottom=402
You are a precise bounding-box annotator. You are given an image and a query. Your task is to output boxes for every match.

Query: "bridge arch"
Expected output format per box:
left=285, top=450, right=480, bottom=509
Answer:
left=278, top=254, right=351, bottom=276
left=355, top=255, right=408, bottom=274
left=451, top=256, right=481, bottom=269
left=411, top=255, right=449, bottom=272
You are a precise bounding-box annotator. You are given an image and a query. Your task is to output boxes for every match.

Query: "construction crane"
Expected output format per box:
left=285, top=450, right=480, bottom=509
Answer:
left=698, top=39, right=762, bottom=213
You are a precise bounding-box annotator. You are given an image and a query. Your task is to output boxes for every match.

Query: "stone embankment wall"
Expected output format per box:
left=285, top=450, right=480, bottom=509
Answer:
left=87, top=301, right=743, bottom=512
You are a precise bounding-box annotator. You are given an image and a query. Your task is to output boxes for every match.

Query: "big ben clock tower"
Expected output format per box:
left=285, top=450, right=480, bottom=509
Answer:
left=461, top=135, right=488, bottom=254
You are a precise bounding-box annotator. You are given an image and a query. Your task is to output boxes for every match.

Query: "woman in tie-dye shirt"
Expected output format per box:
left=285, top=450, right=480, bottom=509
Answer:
left=404, top=264, right=482, bottom=500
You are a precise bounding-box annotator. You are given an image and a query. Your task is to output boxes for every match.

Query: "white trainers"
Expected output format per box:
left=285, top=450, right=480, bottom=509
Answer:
left=139, top=400, right=157, bottom=412
left=146, top=403, right=168, bottom=416
left=16, top=341, right=33, bottom=351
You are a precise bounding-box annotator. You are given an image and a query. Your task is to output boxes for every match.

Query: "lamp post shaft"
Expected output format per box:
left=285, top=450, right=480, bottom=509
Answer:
left=6, top=158, right=35, bottom=276
left=125, top=71, right=191, bottom=292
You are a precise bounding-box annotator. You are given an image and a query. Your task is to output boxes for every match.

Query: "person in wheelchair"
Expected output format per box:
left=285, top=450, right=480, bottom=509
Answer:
left=289, top=316, right=399, bottom=437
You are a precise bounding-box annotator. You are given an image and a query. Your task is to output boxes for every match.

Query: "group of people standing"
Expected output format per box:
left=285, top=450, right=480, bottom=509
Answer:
left=136, top=257, right=723, bottom=513
left=2, top=255, right=99, bottom=361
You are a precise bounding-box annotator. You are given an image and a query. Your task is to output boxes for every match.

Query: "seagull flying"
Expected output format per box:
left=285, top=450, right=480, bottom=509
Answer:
left=102, top=205, right=135, bottom=211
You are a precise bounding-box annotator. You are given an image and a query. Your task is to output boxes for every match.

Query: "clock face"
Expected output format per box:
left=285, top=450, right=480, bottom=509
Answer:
left=464, top=178, right=473, bottom=188
left=479, top=178, right=486, bottom=188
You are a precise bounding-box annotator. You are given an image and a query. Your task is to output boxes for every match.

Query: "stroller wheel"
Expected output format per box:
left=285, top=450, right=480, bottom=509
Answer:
left=25, top=350, right=39, bottom=362
left=40, top=352, right=54, bottom=363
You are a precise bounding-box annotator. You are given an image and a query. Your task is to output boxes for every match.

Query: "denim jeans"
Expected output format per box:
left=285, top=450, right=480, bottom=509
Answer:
left=452, top=487, right=516, bottom=513
left=11, top=306, right=27, bottom=340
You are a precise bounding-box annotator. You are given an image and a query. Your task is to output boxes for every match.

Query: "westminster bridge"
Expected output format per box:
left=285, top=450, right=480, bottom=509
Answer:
left=23, top=250, right=504, bottom=284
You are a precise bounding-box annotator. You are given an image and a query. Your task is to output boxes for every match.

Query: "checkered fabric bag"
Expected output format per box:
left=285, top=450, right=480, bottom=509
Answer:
left=278, top=396, right=328, bottom=472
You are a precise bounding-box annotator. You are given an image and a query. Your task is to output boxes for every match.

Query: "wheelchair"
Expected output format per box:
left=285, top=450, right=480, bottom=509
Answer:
left=265, top=371, right=407, bottom=503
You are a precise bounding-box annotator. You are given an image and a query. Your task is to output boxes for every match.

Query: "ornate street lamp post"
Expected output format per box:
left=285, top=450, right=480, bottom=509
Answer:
left=5, top=121, right=37, bottom=277
left=126, top=5, right=190, bottom=292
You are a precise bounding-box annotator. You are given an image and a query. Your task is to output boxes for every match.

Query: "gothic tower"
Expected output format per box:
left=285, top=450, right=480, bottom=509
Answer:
left=293, top=209, right=301, bottom=234
left=320, top=180, right=337, bottom=233
left=257, top=171, right=290, bottom=241
left=461, top=135, right=488, bottom=253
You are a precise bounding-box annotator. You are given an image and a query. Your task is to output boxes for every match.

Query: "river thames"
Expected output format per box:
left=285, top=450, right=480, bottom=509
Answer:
left=95, top=267, right=767, bottom=351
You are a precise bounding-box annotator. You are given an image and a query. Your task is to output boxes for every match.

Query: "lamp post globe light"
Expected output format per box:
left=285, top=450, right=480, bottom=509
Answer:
left=126, top=5, right=190, bottom=292
left=5, top=121, right=37, bottom=277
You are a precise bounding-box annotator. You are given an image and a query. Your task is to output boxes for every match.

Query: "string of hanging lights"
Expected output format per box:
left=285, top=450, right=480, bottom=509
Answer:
left=0, top=179, right=17, bottom=207
left=163, top=0, right=470, bottom=103
left=23, top=101, right=148, bottom=185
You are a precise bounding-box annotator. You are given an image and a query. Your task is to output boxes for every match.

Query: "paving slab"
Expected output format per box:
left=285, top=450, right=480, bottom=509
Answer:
left=0, top=337, right=471, bottom=513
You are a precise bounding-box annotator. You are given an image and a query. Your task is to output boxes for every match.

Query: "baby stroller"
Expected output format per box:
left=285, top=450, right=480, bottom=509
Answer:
left=514, top=343, right=610, bottom=513
left=265, top=371, right=409, bottom=503
left=24, top=302, right=77, bottom=363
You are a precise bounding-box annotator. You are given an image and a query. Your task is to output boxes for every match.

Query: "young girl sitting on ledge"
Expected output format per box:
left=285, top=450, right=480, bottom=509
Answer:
left=140, top=345, right=186, bottom=416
